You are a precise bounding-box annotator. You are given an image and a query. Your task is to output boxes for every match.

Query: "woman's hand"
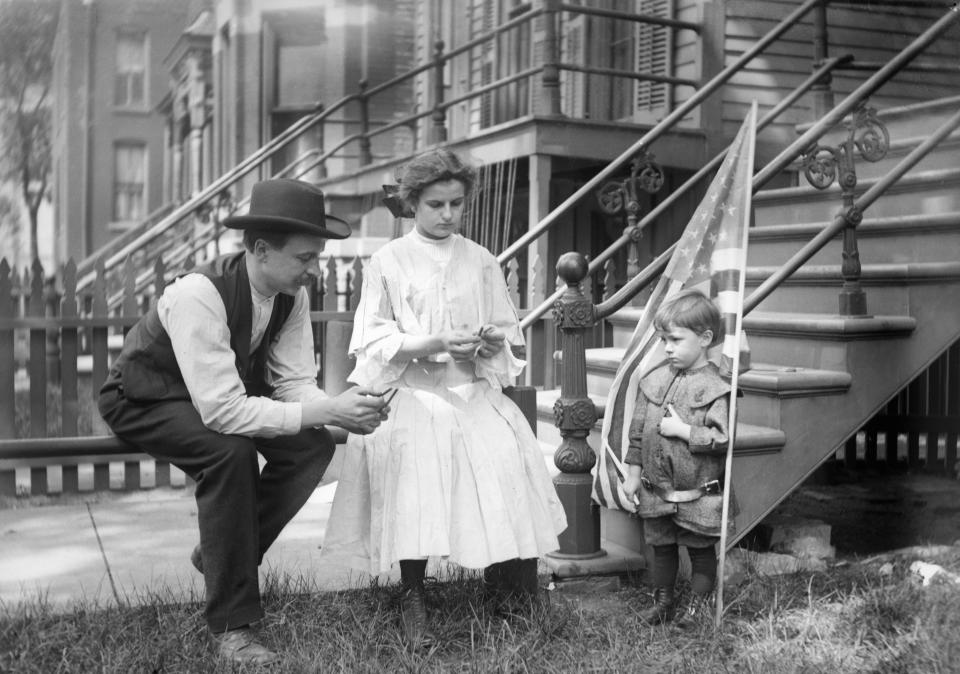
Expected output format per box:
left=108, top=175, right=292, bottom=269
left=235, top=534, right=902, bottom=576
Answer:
left=440, top=329, right=482, bottom=361
left=476, top=324, right=506, bottom=358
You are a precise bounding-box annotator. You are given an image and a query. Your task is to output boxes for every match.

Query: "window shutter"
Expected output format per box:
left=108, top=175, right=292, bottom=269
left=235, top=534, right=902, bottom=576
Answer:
left=634, top=0, right=673, bottom=124
left=561, top=18, right=584, bottom=118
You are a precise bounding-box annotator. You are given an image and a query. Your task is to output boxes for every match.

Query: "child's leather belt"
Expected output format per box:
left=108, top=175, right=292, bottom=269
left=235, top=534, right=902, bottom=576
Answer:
left=641, top=476, right=721, bottom=503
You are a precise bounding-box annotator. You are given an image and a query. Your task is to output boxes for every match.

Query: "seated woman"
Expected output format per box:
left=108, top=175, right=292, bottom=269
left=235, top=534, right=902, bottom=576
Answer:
left=321, top=148, right=567, bottom=649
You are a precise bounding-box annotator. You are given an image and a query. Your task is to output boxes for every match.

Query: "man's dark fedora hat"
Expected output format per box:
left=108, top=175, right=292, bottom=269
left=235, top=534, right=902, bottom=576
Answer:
left=223, top=179, right=351, bottom=239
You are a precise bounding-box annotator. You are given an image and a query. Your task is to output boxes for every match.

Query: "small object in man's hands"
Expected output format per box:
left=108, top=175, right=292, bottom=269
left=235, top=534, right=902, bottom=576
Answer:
left=381, top=387, right=399, bottom=407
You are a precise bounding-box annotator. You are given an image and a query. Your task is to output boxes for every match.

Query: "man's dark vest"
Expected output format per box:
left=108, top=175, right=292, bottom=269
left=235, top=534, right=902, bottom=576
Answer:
left=101, top=252, right=296, bottom=403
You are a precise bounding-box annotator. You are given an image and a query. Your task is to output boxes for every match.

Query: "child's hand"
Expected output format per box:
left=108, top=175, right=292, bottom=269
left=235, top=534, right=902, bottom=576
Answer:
left=621, top=474, right=643, bottom=501
left=659, top=404, right=691, bottom=441
left=476, top=324, right=505, bottom=358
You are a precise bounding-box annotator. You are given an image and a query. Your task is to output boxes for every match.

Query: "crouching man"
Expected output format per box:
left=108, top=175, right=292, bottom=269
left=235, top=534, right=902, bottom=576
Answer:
left=98, top=179, right=388, bottom=666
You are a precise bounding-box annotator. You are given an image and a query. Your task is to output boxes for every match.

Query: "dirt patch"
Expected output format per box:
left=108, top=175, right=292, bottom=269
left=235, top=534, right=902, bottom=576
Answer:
left=769, top=469, right=960, bottom=557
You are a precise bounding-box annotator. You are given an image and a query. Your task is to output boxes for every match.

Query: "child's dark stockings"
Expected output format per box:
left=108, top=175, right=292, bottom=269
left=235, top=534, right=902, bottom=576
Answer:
left=687, top=544, right=717, bottom=595
left=651, top=544, right=680, bottom=587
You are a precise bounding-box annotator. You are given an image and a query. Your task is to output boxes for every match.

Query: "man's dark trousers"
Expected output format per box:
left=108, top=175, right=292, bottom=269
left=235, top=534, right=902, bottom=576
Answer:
left=99, top=385, right=334, bottom=632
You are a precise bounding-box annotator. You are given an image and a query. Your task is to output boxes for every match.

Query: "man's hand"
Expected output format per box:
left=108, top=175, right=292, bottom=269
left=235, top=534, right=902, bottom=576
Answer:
left=476, top=325, right=506, bottom=358
left=302, top=387, right=390, bottom=435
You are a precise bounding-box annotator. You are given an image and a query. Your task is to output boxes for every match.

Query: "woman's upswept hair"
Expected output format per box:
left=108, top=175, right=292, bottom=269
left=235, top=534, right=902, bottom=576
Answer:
left=396, top=148, right=477, bottom=211
left=653, top=289, right=724, bottom=346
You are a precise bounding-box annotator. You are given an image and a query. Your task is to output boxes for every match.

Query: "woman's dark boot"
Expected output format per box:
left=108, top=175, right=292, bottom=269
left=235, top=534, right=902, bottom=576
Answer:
left=637, top=586, right=676, bottom=625
left=398, top=584, right=436, bottom=649
left=484, top=558, right=546, bottom=615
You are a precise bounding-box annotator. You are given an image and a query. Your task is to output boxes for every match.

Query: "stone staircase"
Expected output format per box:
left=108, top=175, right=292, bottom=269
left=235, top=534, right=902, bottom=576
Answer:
left=536, top=96, right=960, bottom=556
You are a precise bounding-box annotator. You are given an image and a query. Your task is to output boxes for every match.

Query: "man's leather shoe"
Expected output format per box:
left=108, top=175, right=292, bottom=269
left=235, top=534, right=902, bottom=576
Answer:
left=212, top=627, right=279, bottom=666
left=190, top=545, right=203, bottom=574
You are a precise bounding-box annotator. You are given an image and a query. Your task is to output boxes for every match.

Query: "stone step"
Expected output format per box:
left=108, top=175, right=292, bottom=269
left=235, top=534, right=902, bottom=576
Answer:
left=534, top=388, right=786, bottom=457
left=603, top=283, right=927, bottom=357
left=600, top=310, right=915, bottom=372
left=753, top=167, right=960, bottom=224
left=567, top=346, right=852, bottom=428
left=744, top=261, right=960, bottom=314
left=787, top=126, right=960, bottom=185
left=742, top=311, right=916, bottom=371
left=747, top=212, right=960, bottom=267
left=852, top=132, right=960, bottom=181
left=795, top=95, right=960, bottom=151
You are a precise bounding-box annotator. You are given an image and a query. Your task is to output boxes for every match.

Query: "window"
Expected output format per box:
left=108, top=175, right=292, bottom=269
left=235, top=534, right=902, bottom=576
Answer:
left=114, top=143, right=147, bottom=222
left=115, top=31, right=147, bottom=107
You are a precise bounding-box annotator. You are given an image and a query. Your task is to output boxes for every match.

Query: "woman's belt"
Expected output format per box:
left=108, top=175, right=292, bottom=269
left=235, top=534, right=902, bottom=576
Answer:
left=640, top=476, right=721, bottom=503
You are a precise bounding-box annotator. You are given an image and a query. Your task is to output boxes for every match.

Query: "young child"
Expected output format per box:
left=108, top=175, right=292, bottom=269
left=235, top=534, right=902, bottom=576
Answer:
left=621, top=289, right=732, bottom=628
left=320, top=148, right=567, bottom=649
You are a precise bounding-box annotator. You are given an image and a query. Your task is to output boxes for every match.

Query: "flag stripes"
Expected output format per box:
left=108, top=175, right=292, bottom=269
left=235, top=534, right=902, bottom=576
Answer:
left=592, top=106, right=757, bottom=512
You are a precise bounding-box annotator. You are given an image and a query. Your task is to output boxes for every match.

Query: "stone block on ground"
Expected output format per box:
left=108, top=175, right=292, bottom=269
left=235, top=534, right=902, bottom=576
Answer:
left=723, top=548, right=828, bottom=585
left=549, top=576, right=622, bottom=595
left=754, top=516, right=832, bottom=553
left=773, top=534, right=836, bottom=561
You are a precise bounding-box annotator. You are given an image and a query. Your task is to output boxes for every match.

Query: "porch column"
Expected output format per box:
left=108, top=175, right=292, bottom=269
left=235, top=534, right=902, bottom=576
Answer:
left=189, top=127, right=204, bottom=196
left=536, top=0, right=562, bottom=117
left=811, top=0, right=834, bottom=119
left=525, top=153, right=552, bottom=387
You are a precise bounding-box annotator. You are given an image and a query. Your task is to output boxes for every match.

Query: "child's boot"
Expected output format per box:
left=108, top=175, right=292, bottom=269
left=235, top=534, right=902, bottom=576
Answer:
left=638, top=586, right=676, bottom=624
left=674, top=592, right=713, bottom=629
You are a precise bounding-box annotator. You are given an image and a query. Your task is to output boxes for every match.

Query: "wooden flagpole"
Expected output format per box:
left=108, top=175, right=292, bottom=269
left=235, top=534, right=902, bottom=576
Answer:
left=715, top=101, right=758, bottom=628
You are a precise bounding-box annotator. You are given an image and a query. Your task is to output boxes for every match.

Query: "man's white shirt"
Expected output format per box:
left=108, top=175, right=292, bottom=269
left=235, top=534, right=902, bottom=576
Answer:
left=157, top=273, right=327, bottom=437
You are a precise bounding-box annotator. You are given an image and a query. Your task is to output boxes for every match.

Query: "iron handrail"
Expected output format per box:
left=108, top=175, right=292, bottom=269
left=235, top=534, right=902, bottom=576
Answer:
left=557, top=62, right=699, bottom=88
left=835, top=61, right=960, bottom=74
left=517, top=54, right=854, bottom=330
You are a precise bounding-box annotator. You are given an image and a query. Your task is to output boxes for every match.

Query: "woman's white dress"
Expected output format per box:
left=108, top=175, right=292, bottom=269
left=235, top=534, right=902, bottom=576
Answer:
left=321, top=230, right=567, bottom=574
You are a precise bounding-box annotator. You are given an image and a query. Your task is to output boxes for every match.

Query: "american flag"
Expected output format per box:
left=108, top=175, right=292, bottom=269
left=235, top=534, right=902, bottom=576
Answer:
left=592, top=104, right=757, bottom=512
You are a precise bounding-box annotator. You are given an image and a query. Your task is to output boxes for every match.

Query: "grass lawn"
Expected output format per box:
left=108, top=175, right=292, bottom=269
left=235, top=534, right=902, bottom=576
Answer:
left=2, top=547, right=959, bottom=673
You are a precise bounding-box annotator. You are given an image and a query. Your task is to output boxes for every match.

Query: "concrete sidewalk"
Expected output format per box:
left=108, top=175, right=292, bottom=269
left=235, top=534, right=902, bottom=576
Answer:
left=0, top=445, right=648, bottom=613
left=0, top=481, right=377, bottom=612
